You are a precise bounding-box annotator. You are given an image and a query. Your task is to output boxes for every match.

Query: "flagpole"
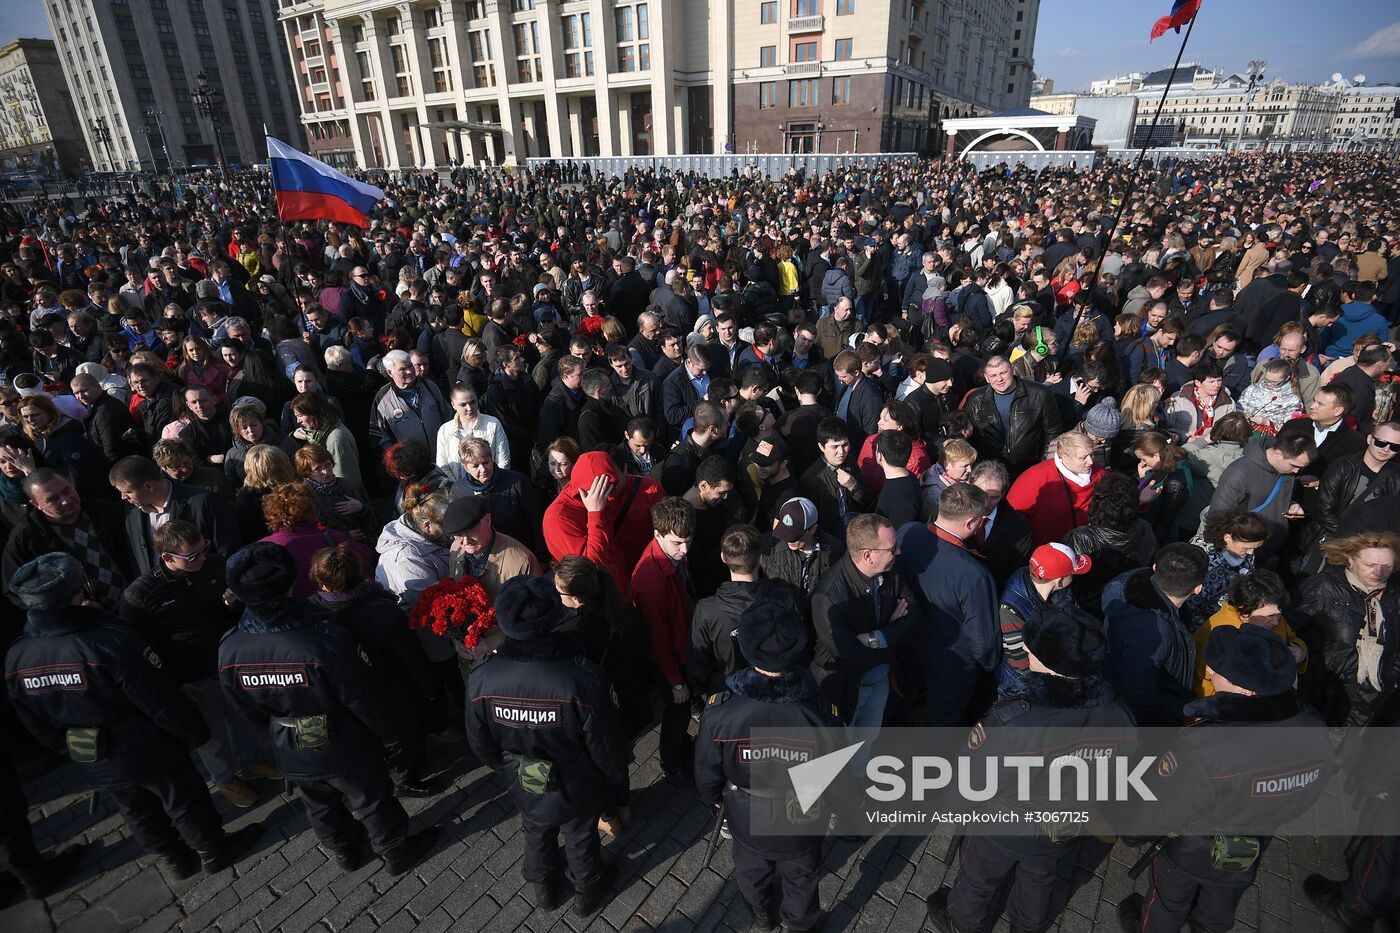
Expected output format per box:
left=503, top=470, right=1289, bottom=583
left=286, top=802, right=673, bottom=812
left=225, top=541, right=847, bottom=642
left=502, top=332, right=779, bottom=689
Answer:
left=1055, top=11, right=1199, bottom=373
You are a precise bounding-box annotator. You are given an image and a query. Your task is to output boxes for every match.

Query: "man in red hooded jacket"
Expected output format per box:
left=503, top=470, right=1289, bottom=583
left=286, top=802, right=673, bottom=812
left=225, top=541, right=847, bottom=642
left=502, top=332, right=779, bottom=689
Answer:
left=543, top=450, right=665, bottom=593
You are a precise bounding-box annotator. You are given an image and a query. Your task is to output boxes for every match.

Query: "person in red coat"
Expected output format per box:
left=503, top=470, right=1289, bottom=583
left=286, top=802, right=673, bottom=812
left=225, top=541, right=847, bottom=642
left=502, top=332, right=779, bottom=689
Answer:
left=855, top=398, right=934, bottom=494
left=543, top=450, right=665, bottom=593
left=629, top=497, right=697, bottom=778
left=1005, top=432, right=1102, bottom=546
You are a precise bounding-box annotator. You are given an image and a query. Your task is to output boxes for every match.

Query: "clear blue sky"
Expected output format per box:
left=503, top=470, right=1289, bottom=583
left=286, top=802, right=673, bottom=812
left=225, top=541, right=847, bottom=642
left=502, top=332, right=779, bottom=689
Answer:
left=1034, top=0, right=1400, bottom=91
left=0, top=3, right=51, bottom=42
left=4, top=1, right=1398, bottom=94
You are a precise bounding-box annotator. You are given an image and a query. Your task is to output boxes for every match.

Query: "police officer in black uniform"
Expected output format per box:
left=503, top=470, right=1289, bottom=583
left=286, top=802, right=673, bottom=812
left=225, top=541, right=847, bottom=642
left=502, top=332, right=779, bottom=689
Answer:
left=465, top=575, right=627, bottom=915
left=3, top=553, right=261, bottom=880
left=217, top=543, right=438, bottom=875
left=694, top=599, right=844, bottom=932
left=1118, top=625, right=1335, bottom=932
left=1, top=732, right=85, bottom=903
left=927, top=606, right=1136, bottom=933
left=1303, top=737, right=1400, bottom=930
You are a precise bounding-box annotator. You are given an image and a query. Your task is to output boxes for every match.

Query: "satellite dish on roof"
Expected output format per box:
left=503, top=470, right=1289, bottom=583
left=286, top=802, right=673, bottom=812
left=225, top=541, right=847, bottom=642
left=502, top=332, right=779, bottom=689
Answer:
left=1332, top=73, right=1344, bottom=83
left=1354, top=74, right=1367, bottom=86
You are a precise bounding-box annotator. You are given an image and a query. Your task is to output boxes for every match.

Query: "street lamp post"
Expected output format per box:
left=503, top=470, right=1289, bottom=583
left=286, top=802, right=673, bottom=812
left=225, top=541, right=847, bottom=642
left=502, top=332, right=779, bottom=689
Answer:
left=1235, top=59, right=1267, bottom=152
left=90, top=116, right=115, bottom=172
left=191, top=70, right=226, bottom=176
left=145, top=106, right=171, bottom=172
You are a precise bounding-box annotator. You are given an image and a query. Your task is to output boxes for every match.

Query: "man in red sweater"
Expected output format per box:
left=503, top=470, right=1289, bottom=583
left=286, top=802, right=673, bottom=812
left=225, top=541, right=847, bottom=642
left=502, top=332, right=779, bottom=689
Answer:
left=630, top=497, right=697, bottom=779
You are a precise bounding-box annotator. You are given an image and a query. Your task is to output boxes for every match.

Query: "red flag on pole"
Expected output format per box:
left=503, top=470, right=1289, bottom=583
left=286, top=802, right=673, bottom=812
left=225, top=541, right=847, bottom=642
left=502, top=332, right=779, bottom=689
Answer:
left=1151, top=0, right=1202, bottom=41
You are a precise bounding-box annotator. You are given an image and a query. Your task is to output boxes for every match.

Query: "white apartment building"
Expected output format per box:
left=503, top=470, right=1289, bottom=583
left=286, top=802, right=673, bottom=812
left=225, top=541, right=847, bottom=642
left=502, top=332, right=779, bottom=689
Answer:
left=43, top=0, right=303, bottom=171
left=276, top=0, right=1041, bottom=169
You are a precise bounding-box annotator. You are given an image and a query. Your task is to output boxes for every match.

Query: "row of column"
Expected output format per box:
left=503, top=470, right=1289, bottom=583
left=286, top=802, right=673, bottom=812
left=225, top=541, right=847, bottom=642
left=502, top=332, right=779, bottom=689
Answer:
left=320, top=0, right=709, bottom=168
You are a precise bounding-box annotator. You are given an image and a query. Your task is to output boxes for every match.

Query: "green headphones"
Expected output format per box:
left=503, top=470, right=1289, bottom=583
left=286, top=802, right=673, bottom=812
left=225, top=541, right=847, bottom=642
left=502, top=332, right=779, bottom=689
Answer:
left=1033, top=325, right=1049, bottom=356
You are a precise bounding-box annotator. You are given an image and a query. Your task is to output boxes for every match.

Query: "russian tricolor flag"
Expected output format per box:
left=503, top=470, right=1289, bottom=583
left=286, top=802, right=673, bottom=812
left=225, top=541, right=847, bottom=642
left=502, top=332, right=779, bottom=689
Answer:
left=1150, top=0, right=1201, bottom=40
left=267, top=136, right=384, bottom=228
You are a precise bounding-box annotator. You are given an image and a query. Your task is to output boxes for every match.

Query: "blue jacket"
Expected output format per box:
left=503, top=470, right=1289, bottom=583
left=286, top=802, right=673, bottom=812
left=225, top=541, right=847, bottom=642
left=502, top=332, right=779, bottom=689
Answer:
left=1101, top=569, right=1195, bottom=727
left=1321, top=301, right=1389, bottom=358
left=896, top=523, right=1000, bottom=672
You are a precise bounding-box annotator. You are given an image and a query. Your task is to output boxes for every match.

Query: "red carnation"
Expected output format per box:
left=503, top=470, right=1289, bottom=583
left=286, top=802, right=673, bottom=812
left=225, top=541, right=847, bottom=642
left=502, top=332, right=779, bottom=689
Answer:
left=406, top=576, right=498, bottom=649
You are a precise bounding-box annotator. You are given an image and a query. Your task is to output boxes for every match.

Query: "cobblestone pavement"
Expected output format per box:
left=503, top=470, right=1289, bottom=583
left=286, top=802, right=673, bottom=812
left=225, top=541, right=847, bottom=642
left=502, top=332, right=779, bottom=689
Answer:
left=2, top=724, right=1358, bottom=933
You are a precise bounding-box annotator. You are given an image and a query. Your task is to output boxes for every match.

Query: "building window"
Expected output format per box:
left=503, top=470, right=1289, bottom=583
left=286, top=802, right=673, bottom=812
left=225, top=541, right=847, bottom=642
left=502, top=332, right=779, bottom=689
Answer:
left=614, top=4, right=649, bottom=72
left=793, top=0, right=819, bottom=15
left=789, top=78, right=818, bottom=107
left=511, top=0, right=536, bottom=9
left=760, top=46, right=776, bottom=67
left=193, top=21, right=209, bottom=36
left=385, top=14, right=401, bottom=35
left=423, top=8, right=440, bottom=29
left=513, top=21, right=541, bottom=82
left=304, top=38, right=321, bottom=58
left=356, top=50, right=375, bottom=100
left=429, top=37, right=451, bottom=91
left=351, top=23, right=365, bottom=43
left=834, top=38, right=852, bottom=60
left=155, top=17, right=173, bottom=32
left=835, top=0, right=854, bottom=12
left=389, top=44, right=411, bottom=96
left=562, top=13, right=594, bottom=78
left=759, top=81, right=777, bottom=109
left=831, top=75, right=850, bottom=104
left=760, top=1, right=777, bottom=23
left=794, top=41, right=817, bottom=62
left=469, top=29, right=495, bottom=86
left=309, top=66, right=326, bottom=84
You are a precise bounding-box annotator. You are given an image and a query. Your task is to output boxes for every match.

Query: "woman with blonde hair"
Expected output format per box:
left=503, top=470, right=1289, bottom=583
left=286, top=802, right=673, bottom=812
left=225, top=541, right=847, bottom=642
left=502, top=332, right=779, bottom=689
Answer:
left=1110, top=384, right=1162, bottom=472
left=1293, top=531, right=1400, bottom=725
left=235, top=444, right=296, bottom=541
left=375, top=483, right=452, bottom=612
left=920, top=437, right=977, bottom=515
left=18, top=393, right=107, bottom=499
left=774, top=243, right=800, bottom=314
left=1007, top=431, right=1103, bottom=545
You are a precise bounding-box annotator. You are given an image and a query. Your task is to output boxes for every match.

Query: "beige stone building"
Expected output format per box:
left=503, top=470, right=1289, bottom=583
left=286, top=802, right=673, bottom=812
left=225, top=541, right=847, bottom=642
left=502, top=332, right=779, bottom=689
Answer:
left=1332, top=86, right=1400, bottom=149
left=276, top=0, right=1041, bottom=168
left=0, top=38, right=85, bottom=178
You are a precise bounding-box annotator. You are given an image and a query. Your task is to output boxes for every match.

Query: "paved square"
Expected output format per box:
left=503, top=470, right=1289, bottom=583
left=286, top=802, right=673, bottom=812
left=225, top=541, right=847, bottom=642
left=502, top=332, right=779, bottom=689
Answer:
left=3, top=726, right=1355, bottom=932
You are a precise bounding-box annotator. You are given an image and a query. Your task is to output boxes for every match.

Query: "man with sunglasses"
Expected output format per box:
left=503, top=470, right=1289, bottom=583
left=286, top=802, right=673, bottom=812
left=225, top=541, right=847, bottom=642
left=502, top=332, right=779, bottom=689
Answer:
left=117, top=520, right=277, bottom=808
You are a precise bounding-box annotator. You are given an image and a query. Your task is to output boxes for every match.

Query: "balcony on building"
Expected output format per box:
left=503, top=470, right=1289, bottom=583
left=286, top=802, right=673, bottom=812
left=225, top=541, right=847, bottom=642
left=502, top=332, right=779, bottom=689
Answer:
left=788, top=15, right=823, bottom=33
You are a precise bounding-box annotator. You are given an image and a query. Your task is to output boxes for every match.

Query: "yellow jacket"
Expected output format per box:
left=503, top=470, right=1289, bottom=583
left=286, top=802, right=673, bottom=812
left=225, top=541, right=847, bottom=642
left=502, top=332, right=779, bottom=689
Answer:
left=1192, top=602, right=1308, bottom=698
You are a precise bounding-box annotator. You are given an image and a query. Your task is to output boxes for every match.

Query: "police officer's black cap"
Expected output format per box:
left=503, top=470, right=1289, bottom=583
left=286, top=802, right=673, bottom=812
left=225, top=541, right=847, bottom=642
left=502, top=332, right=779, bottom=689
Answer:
left=1022, top=607, right=1106, bottom=679
left=12, top=553, right=85, bottom=609
left=738, top=599, right=807, bottom=673
left=443, top=495, right=489, bottom=537
left=226, top=542, right=297, bottom=605
left=1204, top=625, right=1295, bottom=696
left=495, top=575, right=566, bottom=640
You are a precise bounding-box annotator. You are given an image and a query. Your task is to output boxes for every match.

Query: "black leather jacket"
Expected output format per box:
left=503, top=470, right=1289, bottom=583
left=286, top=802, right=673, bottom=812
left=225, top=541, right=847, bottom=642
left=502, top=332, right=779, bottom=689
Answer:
left=1317, top=452, right=1400, bottom=538
left=1291, top=565, right=1400, bottom=726
left=962, top=378, right=1063, bottom=473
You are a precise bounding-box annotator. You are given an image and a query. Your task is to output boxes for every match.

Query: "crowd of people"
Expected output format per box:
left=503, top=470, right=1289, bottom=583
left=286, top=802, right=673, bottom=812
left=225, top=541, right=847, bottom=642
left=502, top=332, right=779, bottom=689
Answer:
left=2, top=151, right=1400, bottom=932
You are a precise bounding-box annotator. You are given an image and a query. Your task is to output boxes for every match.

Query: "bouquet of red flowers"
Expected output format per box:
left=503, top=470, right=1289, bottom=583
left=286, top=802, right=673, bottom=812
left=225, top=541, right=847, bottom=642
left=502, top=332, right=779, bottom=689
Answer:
left=406, top=576, right=498, bottom=649
left=577, top=314, right=605, bottom=335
